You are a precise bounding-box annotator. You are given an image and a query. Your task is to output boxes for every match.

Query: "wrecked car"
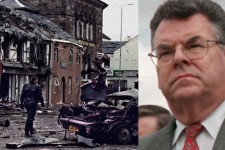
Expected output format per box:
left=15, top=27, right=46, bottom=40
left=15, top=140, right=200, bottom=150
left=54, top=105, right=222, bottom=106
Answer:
left=58, top=89, right=138, bottom=145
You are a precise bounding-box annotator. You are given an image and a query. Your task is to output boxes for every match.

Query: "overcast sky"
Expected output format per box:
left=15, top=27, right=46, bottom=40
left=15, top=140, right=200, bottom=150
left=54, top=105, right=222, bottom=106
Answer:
left=139, top=0, right=225, bottom=109
left=101, top=0, right=225, bottom=109
left=101, top=0, right=138, bottom=41
left=139, top=0, right=168, bottom=108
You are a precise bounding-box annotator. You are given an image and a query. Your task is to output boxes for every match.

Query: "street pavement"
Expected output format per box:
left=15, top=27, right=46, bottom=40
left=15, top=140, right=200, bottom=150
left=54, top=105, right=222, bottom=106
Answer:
left=0, top=108, right=137, bottom=150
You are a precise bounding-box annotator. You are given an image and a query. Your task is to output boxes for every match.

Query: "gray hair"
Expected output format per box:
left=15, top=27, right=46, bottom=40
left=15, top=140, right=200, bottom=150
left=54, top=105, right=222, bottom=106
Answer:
left=150, top=0, right=225, bottom=48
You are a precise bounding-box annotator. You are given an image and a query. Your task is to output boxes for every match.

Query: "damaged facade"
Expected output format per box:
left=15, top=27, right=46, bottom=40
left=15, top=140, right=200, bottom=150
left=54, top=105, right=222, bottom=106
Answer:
left=23, top=0, right=108, bottom=80
left=50, top=39, right=83, bottom=105
left=0, top=0, right=83, bottom=105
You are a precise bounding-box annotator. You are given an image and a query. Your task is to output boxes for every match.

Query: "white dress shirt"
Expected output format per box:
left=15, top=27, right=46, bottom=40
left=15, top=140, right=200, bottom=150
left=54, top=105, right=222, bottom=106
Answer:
left=172, top=100, right=225, bottom=150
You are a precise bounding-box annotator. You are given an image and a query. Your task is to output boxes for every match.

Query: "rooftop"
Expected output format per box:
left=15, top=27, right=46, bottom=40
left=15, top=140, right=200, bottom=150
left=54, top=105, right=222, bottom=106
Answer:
left=0, top=0, right=78, bottom=44
left=102, top=41, right=128, bottom=54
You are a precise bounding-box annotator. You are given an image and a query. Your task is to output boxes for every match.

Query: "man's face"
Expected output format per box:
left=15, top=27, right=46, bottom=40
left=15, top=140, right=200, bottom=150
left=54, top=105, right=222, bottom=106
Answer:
left=153, top=13, right=225, bottom=106
left=138, top=116, right=158, bottom=137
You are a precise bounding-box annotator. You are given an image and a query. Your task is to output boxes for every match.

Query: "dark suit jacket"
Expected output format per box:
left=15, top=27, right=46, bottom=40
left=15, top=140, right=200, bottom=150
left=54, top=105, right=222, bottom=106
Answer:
left=139, top=118, right=225, bottom=150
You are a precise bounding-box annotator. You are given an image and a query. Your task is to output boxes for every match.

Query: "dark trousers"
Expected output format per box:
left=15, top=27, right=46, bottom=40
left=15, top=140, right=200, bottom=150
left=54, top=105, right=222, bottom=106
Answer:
left=25, top=103, right=38, bottom=135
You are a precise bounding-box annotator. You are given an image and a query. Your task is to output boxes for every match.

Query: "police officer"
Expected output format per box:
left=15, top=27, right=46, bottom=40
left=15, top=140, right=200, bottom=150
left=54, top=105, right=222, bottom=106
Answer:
left=20, top=75, right=44, bottom=137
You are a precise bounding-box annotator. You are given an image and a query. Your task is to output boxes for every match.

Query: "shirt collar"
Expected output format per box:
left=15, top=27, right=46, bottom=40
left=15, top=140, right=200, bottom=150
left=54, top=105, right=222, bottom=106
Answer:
left=172, top=100, right=225, bottom=145
left=172, top=120, right=185, bottom=145
left=202, top=100, right=225, bottom=139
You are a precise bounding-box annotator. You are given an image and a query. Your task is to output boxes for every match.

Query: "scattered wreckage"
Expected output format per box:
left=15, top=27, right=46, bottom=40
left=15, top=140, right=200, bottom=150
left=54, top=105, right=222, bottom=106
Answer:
left=0, top=101, right=16, bottom=128
left=58, top=60, right=138, bottom=146
left=0, top=101, right=16, bottom=111
left=58, top=89, right=138, bottom=146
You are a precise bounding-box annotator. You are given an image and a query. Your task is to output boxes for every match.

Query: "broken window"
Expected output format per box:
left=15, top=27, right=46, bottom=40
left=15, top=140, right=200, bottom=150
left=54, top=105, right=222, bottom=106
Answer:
left=76, top=20, right=81, bottom=38
left=17, top=42, right=23, bottom=62
left=68, top=77, right=72, bottom=94
left=36, top=44, right=47, bottom=67
left=75, top=77, right=80, bottom=95
left=84, top=63, right=88, bottom=80
left=93, top=24, right=96, bottom=42
left=53, top=76, right=59, bottom=86
left=53, top=43, right=58, bottom=61
left=23, top=42, right=30, bottom=63
left=9, top=42, right=17, bottom=62
left=86, top=23, right=89, bottom=40
left=90, top=24, right=93, bottom=41
left=76, top=50, right=80, bottom=64
left=53, top=76, right=59, bottom=94
left=69, top=47, right=73, bottom=63
left=46, top=44, right=50, bottom=65
left=42, top=44, right=47, bottom=62
left=8, top=75, right=19, bottom=102
left=81, top=21, right=84, bottom=39
left=29, top=43, right=36, bottom=65
left=2, top=36, right=11, bottom=60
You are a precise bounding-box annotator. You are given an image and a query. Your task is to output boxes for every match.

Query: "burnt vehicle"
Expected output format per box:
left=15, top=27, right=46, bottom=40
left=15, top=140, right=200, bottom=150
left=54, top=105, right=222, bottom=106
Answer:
left=58, top=89, right=138, bottom=145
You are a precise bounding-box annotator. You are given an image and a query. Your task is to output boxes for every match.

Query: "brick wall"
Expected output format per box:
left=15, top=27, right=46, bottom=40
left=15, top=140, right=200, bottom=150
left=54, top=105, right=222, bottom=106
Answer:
left=50, top=42, right=82, bottom=105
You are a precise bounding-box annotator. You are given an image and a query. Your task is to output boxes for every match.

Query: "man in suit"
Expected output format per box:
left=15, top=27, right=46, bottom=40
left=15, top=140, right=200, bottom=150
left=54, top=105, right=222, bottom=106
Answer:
left=139, top=0, right=225, bottom=149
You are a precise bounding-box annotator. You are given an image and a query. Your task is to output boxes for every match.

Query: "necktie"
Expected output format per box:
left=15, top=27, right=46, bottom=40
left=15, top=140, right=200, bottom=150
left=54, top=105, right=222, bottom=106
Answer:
left=183, top=123, right=204, bottom=150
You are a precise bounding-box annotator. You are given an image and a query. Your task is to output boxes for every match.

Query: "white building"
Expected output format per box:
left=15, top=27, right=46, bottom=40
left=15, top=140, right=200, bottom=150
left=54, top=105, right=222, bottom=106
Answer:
left=103, top=35, right=138, bottom=93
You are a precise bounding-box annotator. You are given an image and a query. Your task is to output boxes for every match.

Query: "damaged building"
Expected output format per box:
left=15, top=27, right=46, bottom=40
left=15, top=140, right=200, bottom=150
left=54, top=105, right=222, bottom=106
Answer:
left=23, top=0, right=108, bottom=80
left=0, top=0, right=83, bottom=105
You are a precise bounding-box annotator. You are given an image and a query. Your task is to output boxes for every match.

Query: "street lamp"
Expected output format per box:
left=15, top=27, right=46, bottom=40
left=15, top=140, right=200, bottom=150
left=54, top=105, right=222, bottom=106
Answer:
left=118, top=3, right=134, bottom=92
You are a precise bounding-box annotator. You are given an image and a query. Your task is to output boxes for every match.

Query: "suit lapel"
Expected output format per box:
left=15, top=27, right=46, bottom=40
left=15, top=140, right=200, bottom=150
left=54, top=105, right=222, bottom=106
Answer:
left=151, top=119, right=176, bottom=150
left=161, top=120, right=176, bottom=150
left=213, top=118, right=225, bottom=150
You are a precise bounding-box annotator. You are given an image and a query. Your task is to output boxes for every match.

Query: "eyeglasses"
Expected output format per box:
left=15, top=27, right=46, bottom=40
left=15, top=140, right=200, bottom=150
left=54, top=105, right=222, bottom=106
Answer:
left=148, top=39, right=225, bottom=67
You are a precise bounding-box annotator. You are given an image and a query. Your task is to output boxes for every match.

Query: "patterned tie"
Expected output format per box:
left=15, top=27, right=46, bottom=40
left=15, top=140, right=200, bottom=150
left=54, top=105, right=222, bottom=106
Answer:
left=183, top=123, right=204, bottom=150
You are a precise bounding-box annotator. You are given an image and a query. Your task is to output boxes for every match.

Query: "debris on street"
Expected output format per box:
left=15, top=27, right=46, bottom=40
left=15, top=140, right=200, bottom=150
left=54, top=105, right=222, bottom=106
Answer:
left=6, top=136, right=59, bottom=149
left=58, top=89, right=138, bottom=145
left=0, top=101, right=17, bottom=111
left=0, top=119, right=10, bottom=127
left=0, top=107, right=137, bottom=149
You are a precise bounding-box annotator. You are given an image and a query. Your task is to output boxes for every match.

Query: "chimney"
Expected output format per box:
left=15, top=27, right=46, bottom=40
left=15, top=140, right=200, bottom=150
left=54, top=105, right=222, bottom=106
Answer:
left=125, top=36, right=131, bottom=41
